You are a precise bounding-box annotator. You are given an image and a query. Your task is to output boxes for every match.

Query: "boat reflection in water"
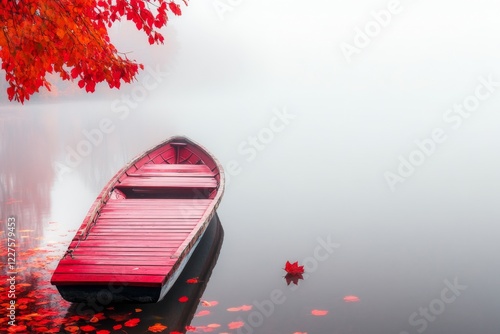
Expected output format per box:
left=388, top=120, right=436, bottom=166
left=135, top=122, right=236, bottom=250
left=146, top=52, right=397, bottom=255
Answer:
left=59, top=213, right=224, bottom=333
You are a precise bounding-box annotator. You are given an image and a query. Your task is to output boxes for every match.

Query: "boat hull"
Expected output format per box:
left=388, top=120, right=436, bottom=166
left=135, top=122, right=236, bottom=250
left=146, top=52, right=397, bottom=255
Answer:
left=54, top=214, right=223, bottom=303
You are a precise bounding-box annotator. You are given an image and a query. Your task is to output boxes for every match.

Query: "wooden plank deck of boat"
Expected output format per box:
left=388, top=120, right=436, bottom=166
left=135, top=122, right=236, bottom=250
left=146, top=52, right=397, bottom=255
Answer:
left=51, top=163, right=218, bottom=288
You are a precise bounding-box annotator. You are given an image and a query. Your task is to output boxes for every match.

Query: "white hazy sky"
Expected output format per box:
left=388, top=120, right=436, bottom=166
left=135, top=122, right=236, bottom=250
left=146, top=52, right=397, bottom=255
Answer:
left=4, top=0, right=500, bottom=198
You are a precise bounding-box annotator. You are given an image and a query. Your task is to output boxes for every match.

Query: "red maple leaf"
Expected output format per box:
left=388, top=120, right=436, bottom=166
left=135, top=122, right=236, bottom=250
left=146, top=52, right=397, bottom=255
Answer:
left=284, top=261, right=304, bottom=275
left=124, top=318, right=140, bottom=327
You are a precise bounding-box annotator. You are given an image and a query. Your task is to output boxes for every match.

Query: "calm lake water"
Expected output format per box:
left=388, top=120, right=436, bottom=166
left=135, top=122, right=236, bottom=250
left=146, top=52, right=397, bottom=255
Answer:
left=2, top=1, right=500, bottom=333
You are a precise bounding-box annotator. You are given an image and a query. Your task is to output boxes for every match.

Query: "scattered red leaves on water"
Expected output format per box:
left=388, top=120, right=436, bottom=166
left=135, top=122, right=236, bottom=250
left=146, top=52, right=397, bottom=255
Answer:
left=170, top=332, right=183, bottom=334
left=124, top=318, right=141, bottom=327
left=227, top=305, right=253, bottom=312
left=7, top=325, right=28, bottom=333
left=201, top=300, right=218, bottom=307
left=343, top=295, right=360, bottom=302
left=207, top=323, right=221, bottom=328
left=96, top=330, right=111, bottom=334
left=178, top=296, right=189, bottom=303
left=293, top=332, right=308, bottom=334
left=311, top=309, right=329, bottom=316
left=186, top=277, right=200, bottom=284
left=148, top=322, right=168, bottom=332
left=185, top=325, right=197, bottom=331
left=112, top=324, right=123, bottom=330
left=135, top=308, right=143, bottom=312
left=195, top=310, right=211, bottom=317
left=228, top=321, right=245, bottom=329
left=284, top=261, right=304, bottom=275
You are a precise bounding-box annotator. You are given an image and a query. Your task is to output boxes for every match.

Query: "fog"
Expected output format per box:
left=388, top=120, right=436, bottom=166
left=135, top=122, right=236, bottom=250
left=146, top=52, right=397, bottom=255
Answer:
left=2, top=1, right=500, bottom=333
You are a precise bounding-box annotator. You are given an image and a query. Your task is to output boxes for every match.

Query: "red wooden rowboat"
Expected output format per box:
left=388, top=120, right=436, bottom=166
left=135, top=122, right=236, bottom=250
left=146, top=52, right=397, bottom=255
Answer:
left=50, top=136, right=224, bottom=303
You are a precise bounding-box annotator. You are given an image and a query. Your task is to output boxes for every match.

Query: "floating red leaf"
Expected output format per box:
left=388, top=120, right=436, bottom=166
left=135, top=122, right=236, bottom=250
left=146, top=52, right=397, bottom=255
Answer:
left=343, top=295, right=360, bottom=302
left=80, top=325, right=96, bottom=332
left=227, top=305, right=253, bottom=312
left=228, top=321, right=245, bottom=329
left=284, top=261, right=304, bottom=275
left=178, top=296, right=189, bottom=303
left=195, top=310, right=211, bottom=317
left=124, top=318, right=141, bottom=327
left=148, top=323, right=168, bottom=332
left=311, top=309, right=328, bottom=316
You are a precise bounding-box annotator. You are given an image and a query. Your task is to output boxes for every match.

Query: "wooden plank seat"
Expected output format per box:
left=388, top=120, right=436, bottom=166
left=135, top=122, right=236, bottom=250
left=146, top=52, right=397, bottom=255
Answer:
left=128, top=164, right=215, bottom=177
left=117, top=176, right=217, bottom=189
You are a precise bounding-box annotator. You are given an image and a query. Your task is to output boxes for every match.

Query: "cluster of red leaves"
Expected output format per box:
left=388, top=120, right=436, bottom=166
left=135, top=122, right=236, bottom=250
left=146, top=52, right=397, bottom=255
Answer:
left=0, top=0, right=186, bottom=103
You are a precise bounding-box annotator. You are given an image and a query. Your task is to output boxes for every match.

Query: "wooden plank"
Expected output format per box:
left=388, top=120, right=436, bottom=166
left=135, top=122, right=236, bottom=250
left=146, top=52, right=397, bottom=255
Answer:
left=85, top=234, right=189, bottom=241
left=103, top=199, right=211, bottom=205
left=95, top=218, right=200, bottom=223
left=91, top=227, right=194, bottom=233
left=107, top=198, right=212, bottom=203
left=98, top=212, right=204, bottom=219
left=69, top=240, right=180, bottom=248
left=92, top=226, right=197, bottom=231
left=103, top=199, right=210, bottom=209
left=117, top=176, right=217, bottom=189
left=51, top=273, right=164, bottom=287
left=72, top=246, right=177, bottom=253
left=129, top=163, right=214, bottom=177
left=69, top=240, right=183, bottom=248
left=102, top=205, right=210, bottom=210
left=128, top=172, right=214, bottom=177
left=139, top=164, right=212, bottom=172
left=58, top=258, right=175, bottom=266
left=53, top=264, right=173, bottom=276
left=57, top=255, right=174, bottom=261
left=100, top=207, right=207, bottom=213
left=95, top=224, right=198, bottom=228
left=72, top=250, right=174, bottom=257
left=90, top=230, right=192, bottom=236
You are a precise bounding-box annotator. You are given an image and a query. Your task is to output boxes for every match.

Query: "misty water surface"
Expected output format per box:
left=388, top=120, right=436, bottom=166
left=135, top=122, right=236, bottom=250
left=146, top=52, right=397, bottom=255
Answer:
left=2, top=1, right=500, bottom=333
